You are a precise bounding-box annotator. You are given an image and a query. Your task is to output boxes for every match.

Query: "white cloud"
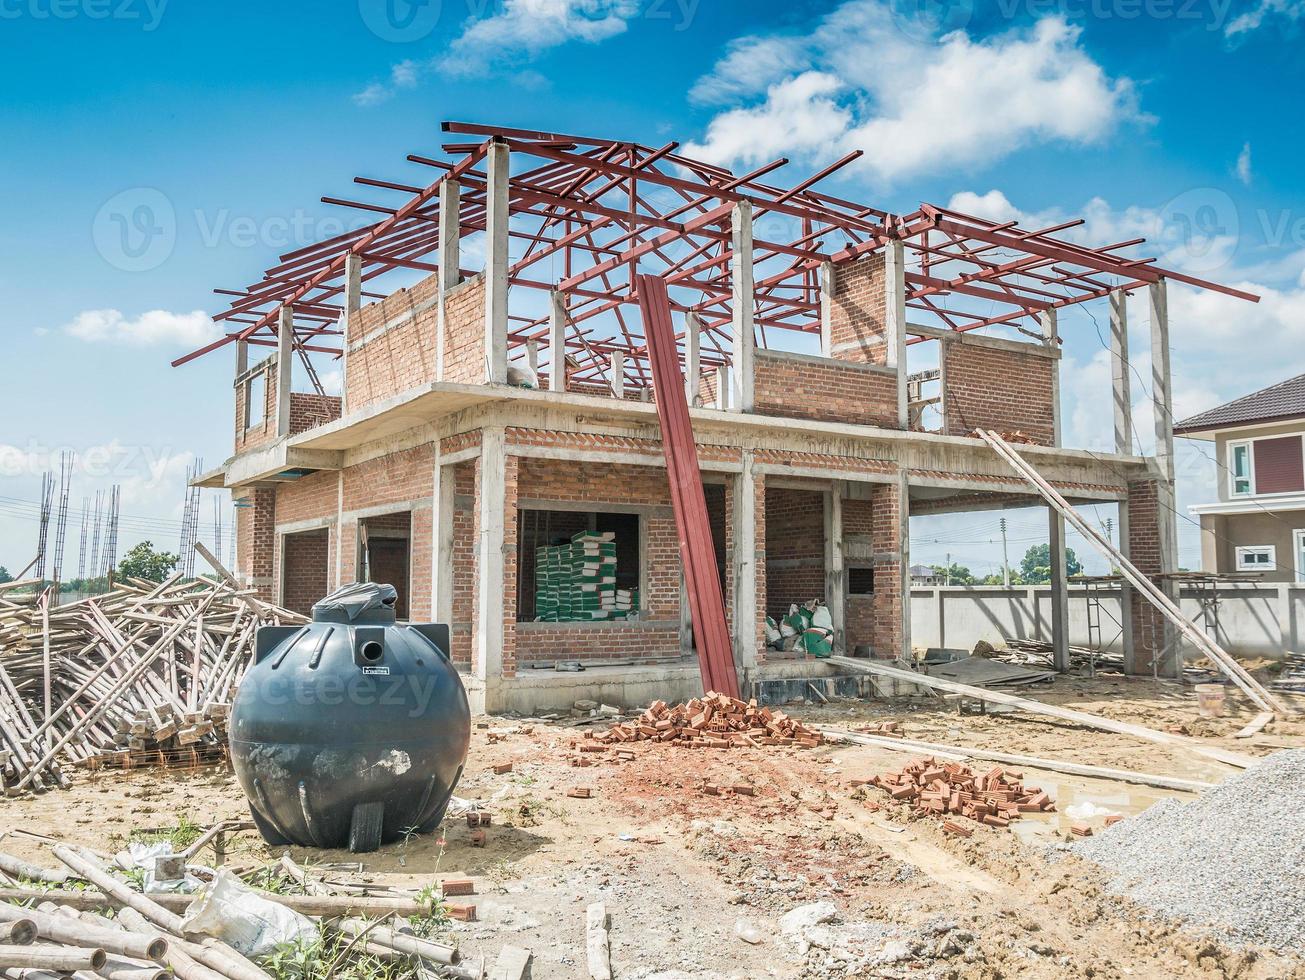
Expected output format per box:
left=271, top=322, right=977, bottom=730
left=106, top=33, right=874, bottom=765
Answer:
left=351, top=82, right=393, bottom=108
left=61, top=309, right=219, bottom=348
left=1235, top=142, right=1253, bottom=185
left=1225, top=0, right=1305, bottom=35
left=438, top=0, right=639, bottom=77
left=686, top=5, right=1142, bottom=182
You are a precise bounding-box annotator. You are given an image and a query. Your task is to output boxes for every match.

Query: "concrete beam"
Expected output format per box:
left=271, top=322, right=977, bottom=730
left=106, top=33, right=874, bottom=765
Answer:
left=548, top=290, right=567, bottom=392
left=824, top=483, right=846, bottom=653
left=819, top=260, right=834, bottom=357
left=276, top=305, right=293, bottom=438
left=475, top=427, right=507, bottom=684
left=1109, top=288, right=1132, bottom=455
left=884, top=240, right=909, bottom=429
left=730, top=201, right=755, bottom=412
left=684, top=311, right=702, bottom=407
left=484, top=144, right=510, bottom=385
left=436, top=177, right=461, bottom=381
left=1040, top=307, right=1061, bottom=447
left=1048, top=508, right=1070, bottom=672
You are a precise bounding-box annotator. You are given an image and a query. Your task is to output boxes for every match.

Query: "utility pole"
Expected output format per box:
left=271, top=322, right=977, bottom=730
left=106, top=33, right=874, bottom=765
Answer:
left=945, top=552, right=951, bottom=586
left=999, top=517, right=1011, bottom=586
left=1104, top=517, right=1114, bottom=547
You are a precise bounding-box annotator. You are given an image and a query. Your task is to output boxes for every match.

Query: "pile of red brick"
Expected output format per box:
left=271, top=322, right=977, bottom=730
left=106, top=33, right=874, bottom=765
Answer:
left=599, top=693, right=823, bottom=748
left=866, top=757, right=1055, bottom=836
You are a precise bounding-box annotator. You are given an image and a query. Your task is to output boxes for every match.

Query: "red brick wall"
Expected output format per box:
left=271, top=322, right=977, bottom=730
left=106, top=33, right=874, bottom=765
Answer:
left=753, top=350, right=899, bottom=428
left=442, top=275, right=487, bottom=385
left=942, top=340, right=1056, bottom=445
left=843, top=498, right=874, bottom=654
left=449, top=462, right=476, bottom=667
left=697, top=370, right=718, bottom=408
left=763, top=487, right=825, bottom=621
left=234, top=362, right=277, bottom=453
left=516, top=624, right=682, bottom=664
left=275, top=471, right=338, bottom=527
left=828, top=253, right=887, bottom=365
left=289, top=393, right=341, bottom=435
left=235, top=486, right=277, bottom=602
left=1126, top=479, right=1162, bottom=675
left=345, top=274, right=441, bottom=411
left=870, top=482, right=905, bottom=659
left=281, top=529, right=329, bottom=616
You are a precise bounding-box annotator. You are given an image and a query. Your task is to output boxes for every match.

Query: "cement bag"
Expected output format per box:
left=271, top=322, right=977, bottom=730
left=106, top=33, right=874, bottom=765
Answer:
left=182, top=870, right=318, bottom=958
left=810, top=603, right=833, bottom=632
left=779, top=604, right=800, bottom=638
left=765, top=617, right=782, bottom=645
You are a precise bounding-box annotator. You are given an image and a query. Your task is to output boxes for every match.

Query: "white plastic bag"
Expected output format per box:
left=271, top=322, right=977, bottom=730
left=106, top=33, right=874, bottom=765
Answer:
left=810, top=604, right=833, bottom=631
left=114, top=841, right=200, bottom=894
left=182, top=870, right=318, bottom=958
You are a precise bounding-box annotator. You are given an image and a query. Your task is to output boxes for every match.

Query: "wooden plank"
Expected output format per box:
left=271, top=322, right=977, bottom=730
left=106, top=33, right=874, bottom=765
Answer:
left=1235, top=711, right=1274, bottom=739
left=826, top=656, right=1254, bottom=769
left=819, top=728, right=1216, bottom=792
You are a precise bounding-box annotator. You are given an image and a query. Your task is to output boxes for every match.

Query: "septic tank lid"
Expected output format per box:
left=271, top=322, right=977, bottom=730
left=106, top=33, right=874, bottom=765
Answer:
left=311, top=582, right=399, bottom=623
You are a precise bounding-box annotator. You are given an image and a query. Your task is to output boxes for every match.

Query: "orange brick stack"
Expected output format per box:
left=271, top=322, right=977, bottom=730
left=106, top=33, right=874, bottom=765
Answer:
left=599, top=693, right=823, bottom=749
left=868, top=757, right=1054, bottom=834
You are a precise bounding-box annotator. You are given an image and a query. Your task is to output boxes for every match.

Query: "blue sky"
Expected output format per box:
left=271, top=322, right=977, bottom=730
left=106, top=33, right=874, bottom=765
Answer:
left=2, top=0, right=1304, bottom=579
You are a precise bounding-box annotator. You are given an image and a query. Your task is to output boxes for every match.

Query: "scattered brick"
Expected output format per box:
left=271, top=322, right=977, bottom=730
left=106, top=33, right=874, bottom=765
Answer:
left=1103, top=814, right=1125, bottom=827
left=446, top=903, right=477, bottom=922
left=1070, top=822, right=1094, bottom=837
left=469, top=829, right=486, bottom=847
left=492, top=762, right=513, bottom=775
left=441, top=879, right=475, bottom=897
left=567, top=786, right=594, bottom=799
left=867, top=756, right=1055, bottom=831
left=600, top=694, right=823, bottom=749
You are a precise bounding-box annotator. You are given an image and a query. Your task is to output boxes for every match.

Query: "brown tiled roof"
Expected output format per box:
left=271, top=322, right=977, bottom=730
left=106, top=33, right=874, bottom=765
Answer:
left=1174, top=373, right=1305, bottom=434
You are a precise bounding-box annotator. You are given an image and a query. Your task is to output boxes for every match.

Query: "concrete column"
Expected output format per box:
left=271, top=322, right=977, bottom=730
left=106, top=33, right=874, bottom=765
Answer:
left=819, top=261, right=835, bottom=357
left=1118, top=502, right=1135, bottom=670
left=548, top=290, right=567, bottom=392
left=484, top=143, right=510, bottom=385
left=715, top=365, right=730, bottom=410
left=733, top=451, right=759, bottom=674
left=824, top=483, right=845, bottom=653
left=526, top=339, right=540, bottom=382
left=334, top=471, right=344, bottom=589
left=609, top=350, right=625, bottom=399
left=432, top=452, right=455, bottom=625
left=340, top=254, right=361, bottom=413
left=936, top=588, right=946, bottom=649
left=1149, top=278, right=1179, bottom=671
left=730, top=201, right=755, bottom=412
left=474, top=427, right=506, bottom=685
left=1040, top=307, right=1062, bottom=447
left=1048, top=509, right=1070, bottom=672
left=684, top=311, right=702, bottom=406
left=884, top=240, right=909, bottom=429
left=895, top=472, right=913, bottom=664
left=436, top=178, right=461, bottom=381
left=235, top=339, right=250, bottom=424
left=276, top=305, right=293, bottom=438
left=1109, top=288, right=1132, bottom=455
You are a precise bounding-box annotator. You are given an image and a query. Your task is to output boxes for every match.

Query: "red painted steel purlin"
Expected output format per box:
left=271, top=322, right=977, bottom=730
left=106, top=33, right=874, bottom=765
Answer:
left=178, top=119, right=1261, bottom=373
left=637, top=274, right=739, bottom=700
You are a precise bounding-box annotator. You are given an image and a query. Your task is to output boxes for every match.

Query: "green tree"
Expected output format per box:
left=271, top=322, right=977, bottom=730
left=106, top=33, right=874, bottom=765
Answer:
left=980, top=571, right=1025, bottom=586
left=1019, top=543, right=1083, bottom=584
left=929, top=562, right=975, bottom=585
left=0, top=566, right=11, bottom=584
left=117, top=541, right=179, bottom=583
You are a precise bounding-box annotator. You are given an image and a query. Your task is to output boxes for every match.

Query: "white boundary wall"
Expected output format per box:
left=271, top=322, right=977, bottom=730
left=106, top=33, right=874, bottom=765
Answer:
left=911, top=583, right=1303, bottom=659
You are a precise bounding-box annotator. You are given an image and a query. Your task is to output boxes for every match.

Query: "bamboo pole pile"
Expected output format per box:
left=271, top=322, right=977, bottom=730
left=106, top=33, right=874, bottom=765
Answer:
left=0, top=575, right=307, bottom=796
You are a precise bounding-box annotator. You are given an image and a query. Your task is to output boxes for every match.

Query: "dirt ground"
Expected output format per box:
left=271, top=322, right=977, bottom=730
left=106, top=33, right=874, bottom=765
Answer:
left=4, top=671, right=1305, bottom=979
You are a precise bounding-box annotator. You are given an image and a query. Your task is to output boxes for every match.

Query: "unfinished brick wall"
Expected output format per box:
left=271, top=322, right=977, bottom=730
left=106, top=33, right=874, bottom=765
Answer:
left=345, top=274, right=441, bottom=411
left=235, top=486, right=276, bottom=602
left=288, top=393, right=341, bottom=434
left=234, top=361, right=277, bottom=453
left=697, top=370, right=718, bottom=408
left=516, top=623, right=682, bottom=665
left=764, top=487, right=825, bottom=621
left=869, top=481, right=905, bottom=659
left=842, top=498, right=874, bottom=654
left=828, top=253, right=888, bottom=365
left=753, top=350, right=898, bottom=428
left=442, top=275, right=487, bottom=385
left=1126, top=479, right=1164, bottom=676
left=941, top=340, right=1057, bottom=445
left=449, top=462, right=476, bottom=668
left=281, top=529, right=329, bottom=616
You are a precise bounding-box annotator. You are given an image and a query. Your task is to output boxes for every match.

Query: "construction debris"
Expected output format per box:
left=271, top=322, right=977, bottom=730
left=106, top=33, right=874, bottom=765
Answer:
left=599, top=693, right=823, bottom=748
left=0, top=574, right=306, bottom=795
left=866, top=757, right=1055, bottom=829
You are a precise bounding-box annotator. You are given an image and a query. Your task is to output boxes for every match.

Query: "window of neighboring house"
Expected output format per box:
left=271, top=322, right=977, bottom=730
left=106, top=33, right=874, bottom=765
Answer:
left=1296, top=530, right=1305, bottom=583
left=1235, top=545, right=1275, bottom=572
left=1229, top=441, right=1253, bottom=496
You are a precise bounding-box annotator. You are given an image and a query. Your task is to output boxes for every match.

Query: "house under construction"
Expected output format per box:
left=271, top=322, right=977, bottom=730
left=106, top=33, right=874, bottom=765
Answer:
left=184, top=121, right=1257, bottom=713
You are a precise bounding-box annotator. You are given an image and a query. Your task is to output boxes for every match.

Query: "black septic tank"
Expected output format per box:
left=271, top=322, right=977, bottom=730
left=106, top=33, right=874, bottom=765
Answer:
left=229, top=582, right=470, bottom=853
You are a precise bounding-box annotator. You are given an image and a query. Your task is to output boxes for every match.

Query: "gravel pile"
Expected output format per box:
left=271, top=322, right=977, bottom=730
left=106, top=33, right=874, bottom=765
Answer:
left=1076, top=749, right=1305, bottom=954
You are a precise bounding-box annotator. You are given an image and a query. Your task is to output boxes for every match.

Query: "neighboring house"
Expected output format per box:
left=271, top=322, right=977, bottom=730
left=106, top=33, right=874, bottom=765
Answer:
left=910, top=564, right=941, bottom=586
left=1175, top=373, right=1305, bottom=582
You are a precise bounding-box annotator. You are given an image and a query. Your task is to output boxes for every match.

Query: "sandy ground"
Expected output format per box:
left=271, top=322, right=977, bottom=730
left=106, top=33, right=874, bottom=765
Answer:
left=4, top=671, right=1305, bottom=979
